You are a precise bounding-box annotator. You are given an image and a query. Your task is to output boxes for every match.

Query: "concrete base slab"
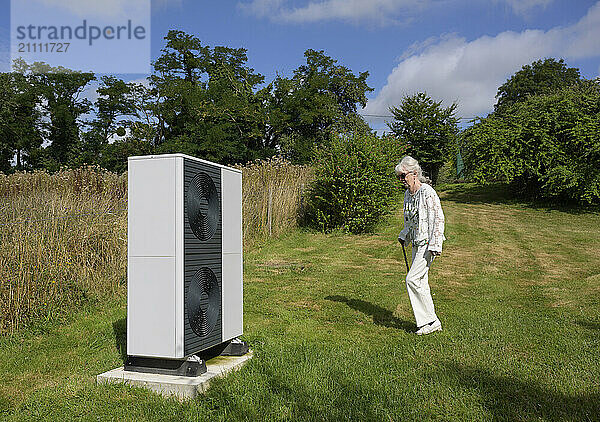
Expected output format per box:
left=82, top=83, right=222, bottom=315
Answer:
left=97, top=351, right=253, bottom=400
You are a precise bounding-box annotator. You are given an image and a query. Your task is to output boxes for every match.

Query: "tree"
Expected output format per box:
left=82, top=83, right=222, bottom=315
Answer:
left=269, top=49, right=373, bottom=163
left=388, top=93, right=458, bottom=185
left=126, top=81, right=161, bottom=145
left=77, top=76, right=142, bottom=168
left=462, top=79, right=600, bottom=203
left=151, top=30, right=267, bottom=164
left=22, top=61, right=96, bottom=170
left=303, top=133, right=407, bottom=233
left=0, top=74, right=17, bottom=172
left=92, top=76, right=138, bottom=144
left=99, top=138, right=154, bottom=173
left=494, top=58, right=582, bottom=113
left=0, top=70, right=43, bottom=172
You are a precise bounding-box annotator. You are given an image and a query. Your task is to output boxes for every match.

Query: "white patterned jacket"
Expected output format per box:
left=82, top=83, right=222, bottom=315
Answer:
left=398, top=183, right=446, bottom=253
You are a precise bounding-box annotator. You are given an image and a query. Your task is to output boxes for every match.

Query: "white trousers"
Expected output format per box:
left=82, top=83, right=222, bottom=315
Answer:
left=405, top=244, right=438, bottom=328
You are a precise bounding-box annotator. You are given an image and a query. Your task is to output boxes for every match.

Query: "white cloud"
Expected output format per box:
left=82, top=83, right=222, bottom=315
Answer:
left=35, top=0, right=150, bottom=19
left=397, top=36, right=443, bottom=61
left=364, top=2, right=600, bottom=120
left=239, top=0, right=283, bottom=17
left=239, top=0, right=428, bottom=25
left=239, top=0, right=554, bottom=24
left=501, top=0, right=554, bottom=17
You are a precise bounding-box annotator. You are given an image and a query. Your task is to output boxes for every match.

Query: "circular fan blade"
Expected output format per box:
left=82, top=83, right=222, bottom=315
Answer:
left=187, top=267, right=220, bottom=338
left=187, top=172, right=219, bottom=241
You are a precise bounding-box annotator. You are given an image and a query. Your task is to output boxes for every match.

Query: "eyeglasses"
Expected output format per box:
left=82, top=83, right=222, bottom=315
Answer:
left=397, top=172, right=411, bottom=180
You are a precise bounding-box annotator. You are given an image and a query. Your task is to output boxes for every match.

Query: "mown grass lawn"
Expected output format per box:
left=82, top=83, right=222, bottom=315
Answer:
left=1, top=183, right=599, bottom=421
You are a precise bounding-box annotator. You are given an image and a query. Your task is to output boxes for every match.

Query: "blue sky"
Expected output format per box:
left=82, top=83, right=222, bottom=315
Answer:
left=2, top=0, right=600, bottom=132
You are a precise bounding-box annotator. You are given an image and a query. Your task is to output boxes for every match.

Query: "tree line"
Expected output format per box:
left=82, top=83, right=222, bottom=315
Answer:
left=0, top=30, right=372, bottom=173
left=462, top=58, right=600, bottom=203
left=386, top=57, right=600, bottom=203
left=1, top=29, right=599, bottom=203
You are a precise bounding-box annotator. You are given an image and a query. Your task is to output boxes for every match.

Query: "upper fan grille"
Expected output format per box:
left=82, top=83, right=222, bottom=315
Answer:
left=186, top=267, right=221, bottom=338
left=187, top=172, right=219, bottom=241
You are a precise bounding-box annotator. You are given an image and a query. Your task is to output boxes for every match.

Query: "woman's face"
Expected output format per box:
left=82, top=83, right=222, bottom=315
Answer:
left=397, top=169, right=414, bottom=187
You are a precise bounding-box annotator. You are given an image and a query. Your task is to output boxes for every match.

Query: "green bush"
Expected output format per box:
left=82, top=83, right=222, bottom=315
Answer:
left=303, top=133, right=407, bottom=233
left=462, top=81, right=600, bottom=204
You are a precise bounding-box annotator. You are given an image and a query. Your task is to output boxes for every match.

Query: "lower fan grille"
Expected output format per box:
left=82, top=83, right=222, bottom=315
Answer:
left=186, top=267, right=220, bottom=338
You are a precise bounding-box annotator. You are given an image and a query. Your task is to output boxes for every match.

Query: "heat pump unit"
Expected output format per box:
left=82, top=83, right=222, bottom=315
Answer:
left=127, top=154, right=242, bottom=359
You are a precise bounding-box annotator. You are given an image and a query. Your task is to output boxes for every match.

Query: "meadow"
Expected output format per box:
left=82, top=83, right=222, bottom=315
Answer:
left=0, top=161, right=311, bottom=335
left=0, top=167, right=128, bottom=334
left=236, top=157, right=313, bottom=246
left=0, top=169, right=599, bottom=421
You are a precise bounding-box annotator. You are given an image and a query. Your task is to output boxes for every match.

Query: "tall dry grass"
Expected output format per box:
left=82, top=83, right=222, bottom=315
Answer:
left=237, top=157, right=313, bottom=246
left=0, top=167, right=128, bottom=334
left=0, top=160, right=312, bottom=334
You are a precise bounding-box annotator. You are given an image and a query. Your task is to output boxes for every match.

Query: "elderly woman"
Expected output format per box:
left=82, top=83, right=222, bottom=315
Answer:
left=396, top=156, right=446, bottom=335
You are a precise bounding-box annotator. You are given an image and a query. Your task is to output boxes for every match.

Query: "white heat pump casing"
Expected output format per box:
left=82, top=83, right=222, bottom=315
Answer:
left=127, top=154, right=242, bottom=359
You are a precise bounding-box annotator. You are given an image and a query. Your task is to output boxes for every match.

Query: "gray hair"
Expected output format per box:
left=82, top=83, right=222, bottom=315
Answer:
left=394, top=156, right=430, bottom=183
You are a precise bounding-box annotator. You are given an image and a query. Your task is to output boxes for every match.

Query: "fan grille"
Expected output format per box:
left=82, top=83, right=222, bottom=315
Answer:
left=187, top=172, right=219, bottom=241
left=187, top=267, right=220, bottom=338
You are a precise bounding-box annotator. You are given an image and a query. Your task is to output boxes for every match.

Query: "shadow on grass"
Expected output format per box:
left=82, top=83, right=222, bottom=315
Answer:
left=438, top=182, right=516, bottom=206
left=574, top=320, right=600, bottom=330
left=0, top=392, right=11, bottom=416
left=440, top=362, right=600, bottom=421
left=325, top=295, right=415, bottom=333
left=439, top=183, right=600, bottom=215
left=112, top=318, right=127, bottom=362
left=235, top=359, right=399, bottom=420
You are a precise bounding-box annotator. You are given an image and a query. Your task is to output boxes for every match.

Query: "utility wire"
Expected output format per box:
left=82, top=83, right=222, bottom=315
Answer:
left=358, top=112, right=478, bottom=120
